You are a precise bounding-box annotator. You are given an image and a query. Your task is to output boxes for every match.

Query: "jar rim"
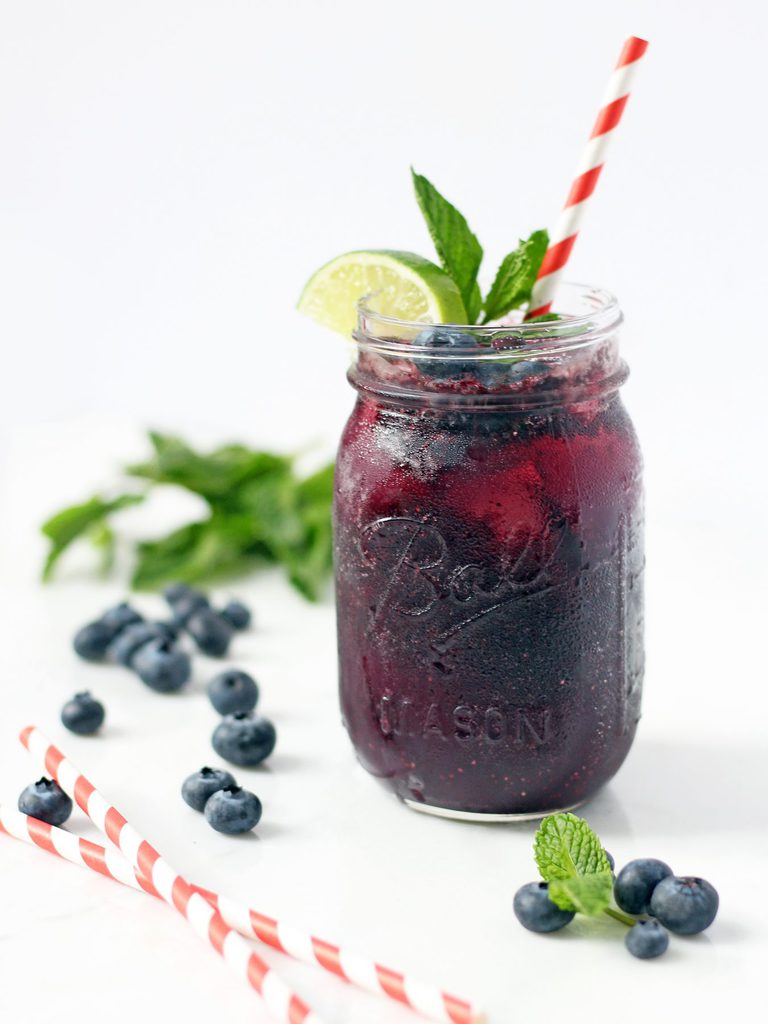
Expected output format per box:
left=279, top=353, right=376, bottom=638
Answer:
left=355, top=281, right=622, bottom=360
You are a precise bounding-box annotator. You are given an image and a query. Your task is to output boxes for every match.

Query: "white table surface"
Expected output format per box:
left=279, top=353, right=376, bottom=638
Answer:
left=0, top=423, right=765, bottom=1024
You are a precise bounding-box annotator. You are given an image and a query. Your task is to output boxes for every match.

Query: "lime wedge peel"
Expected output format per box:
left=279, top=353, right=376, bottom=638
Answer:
left=297, top=250, right=468, bottom=338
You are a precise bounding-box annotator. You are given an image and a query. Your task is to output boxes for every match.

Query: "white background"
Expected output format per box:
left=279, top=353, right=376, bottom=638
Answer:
left=0, top=2, right=766, bottom=1022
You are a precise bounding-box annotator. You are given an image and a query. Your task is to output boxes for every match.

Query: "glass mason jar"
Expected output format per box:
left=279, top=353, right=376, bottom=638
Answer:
left=334, top=284, right=644, bottom=820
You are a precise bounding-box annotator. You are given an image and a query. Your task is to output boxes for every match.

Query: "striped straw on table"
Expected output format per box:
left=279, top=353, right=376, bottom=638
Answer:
left=18, top=725, right=324, bottom=1024
left=9, top=732, right=485, bottom=1024
left=526, top=35, right=649, bottom=319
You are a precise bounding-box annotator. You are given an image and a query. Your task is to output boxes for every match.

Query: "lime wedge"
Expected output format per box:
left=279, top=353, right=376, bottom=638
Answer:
left=297, top=250, right=467, bottom=337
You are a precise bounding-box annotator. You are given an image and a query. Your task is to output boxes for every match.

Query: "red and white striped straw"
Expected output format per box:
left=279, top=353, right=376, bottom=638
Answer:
left=0, top=804, right=484, bottom=1024
left=526, top=35, right=649, bottom=319
left=18, top=726, right=324, bottom=1024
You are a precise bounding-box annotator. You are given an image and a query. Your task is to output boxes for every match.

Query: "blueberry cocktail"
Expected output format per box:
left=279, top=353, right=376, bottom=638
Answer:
left=334, top=288, right=643, bottom=817
left=298, top=169, right=644, bottom=818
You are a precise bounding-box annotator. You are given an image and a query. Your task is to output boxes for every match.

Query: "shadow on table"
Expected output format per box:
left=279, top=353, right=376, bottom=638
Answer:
left=584, top=737, right=768, bottom=838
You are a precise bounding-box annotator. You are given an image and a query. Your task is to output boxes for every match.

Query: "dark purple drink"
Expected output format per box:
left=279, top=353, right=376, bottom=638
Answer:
left=334, top=286, right=644, bottom=818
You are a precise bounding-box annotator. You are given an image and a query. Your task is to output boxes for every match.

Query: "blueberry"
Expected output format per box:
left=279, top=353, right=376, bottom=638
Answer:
left=625, top=919, right=670, bottom=959
left=181, top=767, right=236, bottom=812
left=649, top=876, right=719, bottom=935
left=186, top=609, right=233, bottom=657
left=60, top=692, right=105, bottom=735
left=220, top=600, right=252, bottom=631
left=99, top=602, right=143, bottom=635
left=111, top=622, right=171, bottom=667
left=614, top=859, right=673, bottom=915
left=133, top=638, right=191, bottom=693
left=513, top=882, right=575, bottom=933
left=605, top=850, right=616, bottom=872
left=212, top=712, right=276, bottom=767
left=170, top=593, right=210, bottom=627
left=18, top=778, right=73, bottom=826
left=163, top=582, right=198, bottom=604
left=414, top=327, right=478, bottom=380
left=204, top=786, right=262, bottom=834
left=73, top=621, right=114, bottom=661
left=207, top=669, right=259, bottom=715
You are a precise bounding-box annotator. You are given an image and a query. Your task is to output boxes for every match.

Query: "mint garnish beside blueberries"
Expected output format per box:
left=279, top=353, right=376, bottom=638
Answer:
left=411, top=168, right=549, bottom=325
left=515, top=813, right=719, bottom=959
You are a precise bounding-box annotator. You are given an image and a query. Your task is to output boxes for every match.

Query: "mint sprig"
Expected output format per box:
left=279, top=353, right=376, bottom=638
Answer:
left=411, top=170, right=548, bottom=324
left=534, top=812, right=618, bottom=918
left=411, top=169, right=483, bottom=322
left=481, top=230, right=549, bottom=324
left=41, top=432, right=334, bottom=601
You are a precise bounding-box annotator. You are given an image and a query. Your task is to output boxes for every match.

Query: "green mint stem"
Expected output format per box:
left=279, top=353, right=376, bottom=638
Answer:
left=603, top=907, right=636, bottom=927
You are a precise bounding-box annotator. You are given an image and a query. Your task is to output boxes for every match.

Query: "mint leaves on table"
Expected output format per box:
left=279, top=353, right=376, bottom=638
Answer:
left=534, top=812, right=614, bottom=916
left=41, top=432, right=334, bottom=601
left=411, top=169, right=549, bottom=324
left=42, top=494, right=145, bottom=581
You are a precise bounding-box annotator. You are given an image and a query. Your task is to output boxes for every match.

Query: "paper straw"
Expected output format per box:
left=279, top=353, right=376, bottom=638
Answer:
left=0, top=803, right=484, bottom=1024
left=18, top=726, right=324, bottom=1024
left=527, top=35, right=649, bottom=319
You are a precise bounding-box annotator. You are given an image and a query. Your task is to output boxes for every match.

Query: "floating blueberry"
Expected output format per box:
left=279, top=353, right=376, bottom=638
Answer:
left=170, top=592, right=210, bottom=627
left=614, top=859, right=673, bottom=916
left=212, top=712, right=276, bottom=767
left=186, top=609, right=233, bottom=657
left=133, top=638, right=191, bottom=693
left=414, top=327, right=478, bottom=380
left=111, top=622, right=171, bottom=667
left=60, top=692, right=105, bottom=735
left=513, top=882, right=575, bottom=933
left=204, top=786, right=262, bottom=834
left=100, top=602, right=143, bottom=635
left=625, top=919, right=669, bottom=959
left=18, top=778, right=73, bottom=826
left=220, top=600, right=251, bottom=631
left=73, top=621, right=115, bottom=662
left=181, top=767, right=237, bottom=812
left=649, top=876, right=719, bottom=935
left=207, top=670, right=259, bottom=716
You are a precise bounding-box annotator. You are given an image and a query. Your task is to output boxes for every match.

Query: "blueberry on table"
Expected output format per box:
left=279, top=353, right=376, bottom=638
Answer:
left=186, top=609, right=233, bottom=657
left=625, top=919, right=669, bottom=959
left=513, top=882, right=575, bottom=933
left=18, top=778, right=73, bottom=826
left=169, top=593, right=210, bottom=627
left=207, top=669, right=259, bottom=716
left=212, top=712, right=276, bottom=767
left=649, top=876, right=719, bottom=935
left=204, top=786, right=262, bottom=834
left=99, top=602, right=143, bottom=635
left=181, top=767, right=236, bottom=812
left=163, top=582, right=198, bottom=605
left=614, top=858, right=673, bottom=915
left=60, top=692, right=105, bottom=735
left=220, top=600, right=252, bottom=631
left=133, top=638, right=191, bottom=693
left=73, top=621, right=114, bottom=662
left=111, top=622, right=171, bottom=667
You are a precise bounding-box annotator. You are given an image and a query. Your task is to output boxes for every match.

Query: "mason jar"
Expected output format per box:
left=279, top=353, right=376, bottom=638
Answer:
left=333, top=284, right=644, bottom=820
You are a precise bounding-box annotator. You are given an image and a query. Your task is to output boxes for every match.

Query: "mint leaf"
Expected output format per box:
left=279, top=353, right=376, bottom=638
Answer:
left=548, top=872, right=614, bottom=915
left=127, top=432, right=291, bottom=503
left=481, top=229, right=548, bottom=324
left=41, top=493, right=144, bottom=581
left=534, top=812, right=612, bottom=882
left=412, top=169, right=483, bottom=320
